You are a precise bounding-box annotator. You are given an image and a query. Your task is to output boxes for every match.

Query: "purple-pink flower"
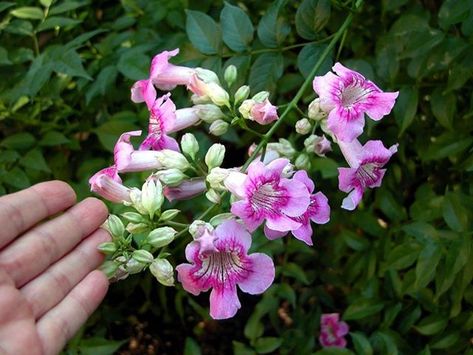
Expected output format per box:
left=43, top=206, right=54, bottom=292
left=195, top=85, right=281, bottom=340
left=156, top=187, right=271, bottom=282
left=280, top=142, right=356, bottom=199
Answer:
left=313, top=62, right=398, bottom=142
left=338, top=139, right=398, bottom=210
left=163, top=178, right=206, bottom=202
left=176, top=219, right=275, bottom=319
left=264, top=170, right=330, bottom=245
left=319, top=313, right=349, bottom=348
left=224, top=158, right=310, bottom=236
left=89, top=166, right=131, bottom=203
left=250, top=99, right=279, bottom=125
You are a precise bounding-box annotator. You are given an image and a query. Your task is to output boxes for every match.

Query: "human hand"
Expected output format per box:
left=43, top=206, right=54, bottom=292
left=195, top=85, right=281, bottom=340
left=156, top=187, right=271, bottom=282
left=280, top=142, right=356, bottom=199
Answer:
left=0, top=181, right=110, bottom=355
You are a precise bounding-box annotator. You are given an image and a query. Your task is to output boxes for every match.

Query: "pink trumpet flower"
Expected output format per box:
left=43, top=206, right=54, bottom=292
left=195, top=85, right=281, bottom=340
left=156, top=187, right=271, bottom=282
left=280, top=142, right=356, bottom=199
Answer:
left=338, top=139, right=398, bottom=210
left=176, top=219, right=275, bottom=319
left=89, top=166, right=131, bottom=203
left=319, top=313, right=349, bottom=348
left=313, top=62, right=398, bottom=142
left=250, top=99, right=279, bottom=125
left=163, top=178, right=207, bottom=202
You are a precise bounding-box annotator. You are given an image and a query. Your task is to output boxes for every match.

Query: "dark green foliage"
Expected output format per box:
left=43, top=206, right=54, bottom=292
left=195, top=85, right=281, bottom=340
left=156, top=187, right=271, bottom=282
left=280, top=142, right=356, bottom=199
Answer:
left=1, top=0, right=472, bottom=354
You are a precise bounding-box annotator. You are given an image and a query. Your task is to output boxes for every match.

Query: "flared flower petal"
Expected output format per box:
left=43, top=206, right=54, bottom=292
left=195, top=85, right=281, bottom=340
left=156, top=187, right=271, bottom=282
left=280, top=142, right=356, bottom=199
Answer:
left=89, top=166, right=131, bottom=203
left=319, top=313, right=349, bottom=348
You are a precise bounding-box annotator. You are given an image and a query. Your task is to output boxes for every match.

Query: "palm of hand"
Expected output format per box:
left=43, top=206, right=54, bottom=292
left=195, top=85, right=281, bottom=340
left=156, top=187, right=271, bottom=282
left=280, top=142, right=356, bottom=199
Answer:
left=0, top=181, right=110, bottom=355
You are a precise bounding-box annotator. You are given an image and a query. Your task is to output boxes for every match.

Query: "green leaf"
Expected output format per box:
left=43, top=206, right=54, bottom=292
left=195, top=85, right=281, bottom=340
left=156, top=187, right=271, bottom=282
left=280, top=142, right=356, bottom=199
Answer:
left=53, top=49, right=92, bottom=80
left=384, top=242, right=420, bottom=271
left=5, top=19, right=34, bottom=36
left=344, top=299, right=384, bottom=320
left=49, top=1, right=88, bottom=15
left=253, top=337, right=282, bottom=354
left=220, top=2, right=254, bottom=52
left=65, top=29, right=107, bottom=49
left=233, top=341, right=256, bottom=355
left=0, top=2, right=15, bottom=13
left=422, top=135, right=473, bottom=161
left=249, top=53, right=283, bottom=93
left=430, top=332, right=460, bottom=350
left=37, top=16, right=81, bottom=31
left=438, top=0, right=471, bottom=29
left=94, top=120, right=139, bottom=152
left=312, top=157, right=338, bottom=178
left=79, top=337, right=126, bottom=355
left=281, top=262, right=309, bottom=285
left=186, top=10, right=221, bottom=55
left=184, top=337, right=201, bottom=355
left=1, top=132, right=36, bottom=150
left=394, top=87, right=418, bottom=135
left=40, top=0, right=53, bottom=7
left=85, top=66, right=118, bottom=104
left=442, top=192, right=469, bottom=232
left=257, top=0, right=290, bottom=48
left=10, top=6, right=44, bottom=19
left=3, top=167, right=30, bottom=189
left=313, top=349, right=354, bottom=355
left=297, top=43, right=332, bottom=77
left=415, top=243, right=442, bottom=288
left=295, top=0, right=331, bottom=40
left=414, top=314, right=447, bottom=336
left=39, top=131, right=70, bottom=146
left=20, top=149, right=50, bottom=172
left=351, top=332, right=373, bottom=355
left=430, top=88, right=455, bottom=130
left=117, top=49, right=149, bottom=81
left=244, top=311, right=264, bottom=341
left=0, top=47, right=12, bottom=65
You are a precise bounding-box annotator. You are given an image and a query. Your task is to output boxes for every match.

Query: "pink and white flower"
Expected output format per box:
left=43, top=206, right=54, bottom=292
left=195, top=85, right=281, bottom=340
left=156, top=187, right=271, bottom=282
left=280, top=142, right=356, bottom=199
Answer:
left=319, top=313, right=349, bottom=348
left=250, top=99, right=279, bottom=125
left=163, top=178, right=207, bottom=202
left=224, top=158, right=310, bottom=235
left=176, top=219, right=275, bottom=319
left=338, top=139, right=398, bottom=210
left=264, top=170, right=330, bottom=245
left=89, top=166, right=131, bottom=203
left=313, top=63, right=398, bottom=142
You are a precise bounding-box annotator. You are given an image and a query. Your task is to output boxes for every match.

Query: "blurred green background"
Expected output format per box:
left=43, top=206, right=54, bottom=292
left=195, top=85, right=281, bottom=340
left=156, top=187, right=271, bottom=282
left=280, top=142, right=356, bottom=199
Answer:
left=1, top=0, right=472, bottom=354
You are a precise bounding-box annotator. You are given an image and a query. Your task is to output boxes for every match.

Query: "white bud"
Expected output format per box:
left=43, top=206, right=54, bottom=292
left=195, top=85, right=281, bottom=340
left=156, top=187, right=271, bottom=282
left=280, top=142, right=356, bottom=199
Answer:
left=304, top=134, right=332, bottom=157
left=234, top=85, right=250, bottom=105
left=308, top=98, right=327, bottom=121
left=209, top=119, right=229, bottom=136
left=252, top=91, right=270, bottom=103
left=207, top=83, right=230, bottom=107
left=132, top=249, right=154, bottom=264
left=126, top=222, right=149, bottom=234
left=195, top=68, right=220, bottom=84
left=149, top=258, right=174, bottom=286
left=160, top=209, right=180, bottom=221
left=195, top=104, right=224, bottom=123
left=123, top=257, right=147, bottom=274
left=205, top=144, right=226, bottom=170
left=295, top=118, right=312, bottom=135
left=191, top=93, right=211, bottom=105
left=224, top=65, right=237, bottom=87
left=97, top=242, right=117, bottom=254
left=181, top=133, right=199, bottom=160
left=106, top=215, right=124, bottom=239
left=207, top=167, right=230, bottom=189
left=121, top=212, right=144, bottom=223
left=141, top=178, right=164, bottom=217
left=189, top=220, right=214, bottom=239
left=156, top=149, right=190, bottom=170
left=273, top=138, right=296, bottom=158
left=282, top=163, right=295, bottom=178
left=206, top=189, right=221, bottom=204
left=295, top=153, right=311, bottom=170
left=156, top=169, right=187, bottom=187
left=238, top=99, right=255, bottom=119
left=209, top=213, right=234, bottom=227
left=147, top=227, right=176, bottom=248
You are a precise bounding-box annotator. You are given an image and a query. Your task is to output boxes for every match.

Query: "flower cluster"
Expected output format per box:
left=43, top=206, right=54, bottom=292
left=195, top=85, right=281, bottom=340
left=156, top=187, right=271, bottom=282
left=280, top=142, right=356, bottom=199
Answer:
left=89, top=48, right=398, bottom=320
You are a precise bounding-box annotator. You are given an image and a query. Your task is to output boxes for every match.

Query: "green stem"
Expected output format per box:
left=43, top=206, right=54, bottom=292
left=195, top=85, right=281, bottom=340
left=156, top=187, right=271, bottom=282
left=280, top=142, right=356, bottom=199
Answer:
left=165, top=221, right=188, bottom=229
left=241, top=0, right=362, bottom=172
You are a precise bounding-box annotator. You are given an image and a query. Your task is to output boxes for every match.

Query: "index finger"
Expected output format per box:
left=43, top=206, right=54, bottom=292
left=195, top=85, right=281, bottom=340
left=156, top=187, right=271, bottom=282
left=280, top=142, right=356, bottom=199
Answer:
left=0, top=181, right=77, bottom=249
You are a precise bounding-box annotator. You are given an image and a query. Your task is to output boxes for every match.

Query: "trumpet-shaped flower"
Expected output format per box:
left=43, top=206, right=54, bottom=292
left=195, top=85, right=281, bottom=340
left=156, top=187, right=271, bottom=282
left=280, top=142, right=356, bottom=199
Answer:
left=264, top=170, right=330, bottom=245
left=224, top=159, right=310, bottom=234
left=313, top=62, right=398, bottom=142
left=319, top=313, right=349, bottom=348
left=89, top=166, right=131, bottom=203
left=239, top=98, right=279, bottom=125
left=163, top=178, right=207, bottom=202
left=176, top=220, right=275, bottom=319
left=338, top=139, right=398, bottom=210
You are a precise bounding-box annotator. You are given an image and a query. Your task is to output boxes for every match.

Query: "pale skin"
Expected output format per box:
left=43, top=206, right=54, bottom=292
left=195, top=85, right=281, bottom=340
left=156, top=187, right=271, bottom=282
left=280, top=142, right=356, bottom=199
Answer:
left=0, top=181, right=111, bottom=355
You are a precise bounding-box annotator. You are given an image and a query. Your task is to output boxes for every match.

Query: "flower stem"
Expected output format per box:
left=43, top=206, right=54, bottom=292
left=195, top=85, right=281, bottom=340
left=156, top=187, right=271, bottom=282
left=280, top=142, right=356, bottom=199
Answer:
left=241, top=0, right=363, bottom=172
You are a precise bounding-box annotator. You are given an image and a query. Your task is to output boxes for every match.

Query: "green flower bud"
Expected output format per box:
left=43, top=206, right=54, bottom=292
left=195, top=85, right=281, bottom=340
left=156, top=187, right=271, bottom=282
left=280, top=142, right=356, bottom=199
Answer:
left=181, top=133, right=199, bottom=160
left=206, top=189, right=221, bottom=204
left=308, top=98, right=327, bottom=121
left=156, top=149, right=190, bottom=170
left=234, top=85, right=250, bottom=106
left=147, top=227, right=177, bottom=248
left=205, top=143, right=226, bottom=170
left=209, top=120, right=229, bottom=136
left=132, top=249, right=154, bottom=264
left=195, top=104, right=225, bottom=123
left=207, top=83, right=230, bottom=107
left=189, top=220, right=213, bottom=238
left=106, top=215, right=124, bottom=239
left=206, top=167, right=229, bottom=190
left=160, top=209, right=180, bottom=221
left=224, top=64, right=237, bottom=87
left=252, top=91, right=270, bottom=103
left=209, top=213, right=235, bottom=227
left=121, top=212, right=145, bottom=223
left=141, top=178, right=164, bottom=218
left=157, top=169, right=187, bottom=187
left=126, top=222, right=149, bottom=234
left=195, top=68, right=220, bottom=84
left=295, top=118, right=312, bottom=135
left=238, top=99, right=255, bottom=119
left=97, top=242, right=117, bottom=255
left=100, top=260, right=119, bottom=279
left=295, top=153, right=311, bottom=170
left=149, top=258, right=174, bottom=286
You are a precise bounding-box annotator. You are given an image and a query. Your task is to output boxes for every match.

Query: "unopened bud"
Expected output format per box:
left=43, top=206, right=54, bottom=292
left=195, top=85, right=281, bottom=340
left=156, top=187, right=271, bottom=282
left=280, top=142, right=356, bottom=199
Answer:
left=295, top=153, right=311, bottom=170
left=97, top=242, right=117, bottom=254
left=189, top=220, right=214, bottom=238
left=205, top=144, right=226, bottom=170
left=273, top=138, right=296, bottom=158
left=106, top=215, right=124, bottom=239
left=207, top=83, right=230, bottom=107
left=156, top=149, right=190, bottom=170
left=209, top=119, right=229, bottom=136
left=181, top=133, right=199, bottom=160
left=308, top=98, right=327, bottom=121
left=207, top=167, right=230, bottom=189
left=282, top=163, right=295, bottom=178
left=160, top=209, right=180, bottom=221
left=206, top=189, right=221, bottom=204
left=157, top=169, right=187, bottom=186
left=126, top=222, right=149, bottom=234
left=141, top=178, right=164, bottom=217
left=209, top=213, right=234, bottom=227
left=100, top=260, right=119, bottom=278
left=252, top=91, right=270, bottom=103
left=132, top=249, right=154, bottom=264
left=196, top=68, right=220, bottom=84
left=149, top=258, right=174, bottom=286
left=121, top=212, right=144, bottom=223
left=234, top=85, right=250, bottom=105
left=224, top=65, right=237, bottom=87
left=195, top=104, right=225, bottom=123
left=295, top=118, right=312, bottom=135
left=238, top=99, right=255, bottom=119
left=147, top=227, right=176, bottom=248
left=304, top=134, right=332, bottom=157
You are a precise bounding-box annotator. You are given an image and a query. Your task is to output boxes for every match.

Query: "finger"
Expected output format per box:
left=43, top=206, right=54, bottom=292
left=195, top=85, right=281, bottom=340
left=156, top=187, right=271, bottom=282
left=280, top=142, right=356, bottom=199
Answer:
left=37, top=270, right=109, bottom=355
left=0, top=181, right=76, bottom=249
left=21, top=229, right=111, bottom=319
left=0, top=197, right=108, bottom=287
